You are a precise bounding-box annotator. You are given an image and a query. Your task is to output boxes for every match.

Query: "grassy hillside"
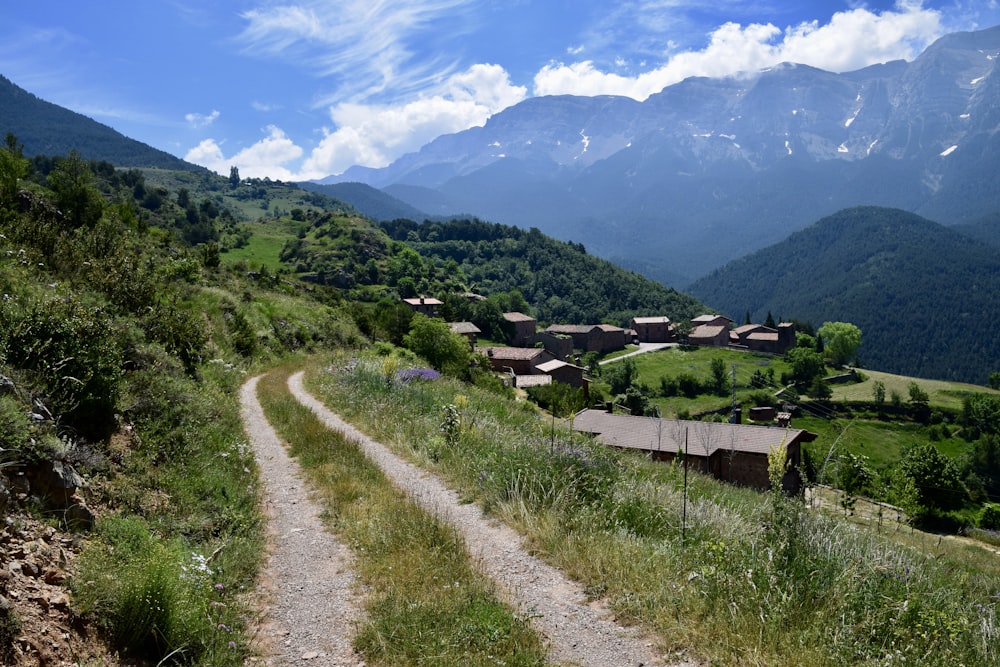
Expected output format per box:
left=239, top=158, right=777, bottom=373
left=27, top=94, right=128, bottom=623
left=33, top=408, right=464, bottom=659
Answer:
left=0, top=143, right=362, bottom=663
left=687, top=206, right=1000, bottom=384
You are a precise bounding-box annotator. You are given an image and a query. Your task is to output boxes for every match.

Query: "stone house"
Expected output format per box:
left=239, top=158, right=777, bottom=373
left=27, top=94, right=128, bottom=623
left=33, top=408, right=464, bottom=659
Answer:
left=477, top=346, right=555, bottom=376
left=543, top=324, right=627, bottom=354
left=536, top=359, right=588, bottom=389
left=730, top=322, right=797, bottom=354
left=502, top=312, right=537, bottom=347
left=448, top=321, right=481, bottom=350
left=535, top=331, right=574, bottom=360
left=571, top=409, right=815, bottom=492
left=688, top=314, right=735, bottom=347
left=402, top=296, right=442, bottom=318
left=630, top=316, right=676, bottom=343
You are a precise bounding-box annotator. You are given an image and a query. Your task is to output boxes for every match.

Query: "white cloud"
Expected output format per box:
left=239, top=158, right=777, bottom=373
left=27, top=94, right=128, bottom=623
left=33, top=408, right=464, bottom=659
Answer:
left=251, top=101, right=280, bottom=112
left=534, top=3, right=945, bottom=99
left=184, top=64, right=524, bottom=180
left=184, top=125, right=304, bottom=180
left=185, top=110, right=220, bottom=128
left=301, top=63, right=526, bottom=177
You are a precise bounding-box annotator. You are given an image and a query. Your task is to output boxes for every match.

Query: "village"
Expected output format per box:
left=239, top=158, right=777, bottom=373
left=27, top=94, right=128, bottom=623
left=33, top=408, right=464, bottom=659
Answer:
left=403, top=296, right=810, bottom=492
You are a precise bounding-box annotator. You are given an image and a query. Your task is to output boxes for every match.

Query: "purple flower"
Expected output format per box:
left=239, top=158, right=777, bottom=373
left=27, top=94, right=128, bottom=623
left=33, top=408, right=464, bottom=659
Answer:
left=396, top=368, right=441, bottom=383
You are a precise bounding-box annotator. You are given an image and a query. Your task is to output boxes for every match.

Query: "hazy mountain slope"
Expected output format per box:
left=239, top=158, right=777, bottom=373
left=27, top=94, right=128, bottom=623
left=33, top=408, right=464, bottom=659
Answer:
left=300, top=181, right=428, bottom=221
left=321, top=25, right=1000, bottom=287
left=0, top=74, right=199, bottom=170
left=686, top=206, right=1000, bottom=384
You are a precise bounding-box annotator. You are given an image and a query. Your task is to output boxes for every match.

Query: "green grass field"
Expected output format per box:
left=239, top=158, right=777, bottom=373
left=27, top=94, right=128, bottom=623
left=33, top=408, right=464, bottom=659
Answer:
left=598, top=346, right=992, bottom=476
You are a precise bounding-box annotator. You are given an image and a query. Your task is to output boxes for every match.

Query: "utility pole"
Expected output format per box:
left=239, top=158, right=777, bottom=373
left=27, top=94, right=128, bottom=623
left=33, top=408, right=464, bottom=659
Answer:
left=682, top=427, right=689, bottom=546
left=729, top=363, right=738, bottom=423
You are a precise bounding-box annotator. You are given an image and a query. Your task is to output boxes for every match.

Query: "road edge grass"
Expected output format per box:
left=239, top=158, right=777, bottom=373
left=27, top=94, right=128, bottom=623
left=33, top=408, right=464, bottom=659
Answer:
left=255, top=366, right=548, bottom=667
left=302, top=351, right=1000, bottom=666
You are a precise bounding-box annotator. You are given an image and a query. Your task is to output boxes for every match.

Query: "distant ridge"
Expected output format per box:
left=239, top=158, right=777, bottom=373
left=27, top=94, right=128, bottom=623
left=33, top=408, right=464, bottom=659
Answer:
left=0, top=74, right=200, bottom=170
left=687, top=206, right=1000, bottom=384
left=300, top=181, right=429, bottom=221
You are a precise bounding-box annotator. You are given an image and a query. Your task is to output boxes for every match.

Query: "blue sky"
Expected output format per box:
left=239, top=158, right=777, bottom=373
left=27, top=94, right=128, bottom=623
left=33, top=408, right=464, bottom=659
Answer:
left=2, top=1, right=999, bottom=180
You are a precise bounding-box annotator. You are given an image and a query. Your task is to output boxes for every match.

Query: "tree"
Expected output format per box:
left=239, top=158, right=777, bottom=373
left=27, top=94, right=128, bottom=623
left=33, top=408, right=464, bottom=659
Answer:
left=872, top=380, right=886, bottom=415
left=48, top=150, right=104, bottom=228
left=808, top=375, right=832, bottom=400
left=0, top=132, right=29, bottom=205
left=784, top=347, right=825, bottom=388
left=989, top=372, right=1000, bottom=390
left=710, top=357, right=729, bottom=396
left=894, top=443, right=967, bottom=514
left=605, top=357, right=637, bottom=395
left=229, top=165, right=241, bottom=188
left=817, top=321, right=862, bottom=368
left=403, top=314, right=470, bottom=376
left=907, top=381, right=931, bottom=423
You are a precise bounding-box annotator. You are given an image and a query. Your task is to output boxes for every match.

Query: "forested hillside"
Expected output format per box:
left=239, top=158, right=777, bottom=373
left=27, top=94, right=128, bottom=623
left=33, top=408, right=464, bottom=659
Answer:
left=379, top=218, right=706, bottom=326
left=0, top=75, right=198, bottom=170
left=687, top=206, right=1000, bottom=384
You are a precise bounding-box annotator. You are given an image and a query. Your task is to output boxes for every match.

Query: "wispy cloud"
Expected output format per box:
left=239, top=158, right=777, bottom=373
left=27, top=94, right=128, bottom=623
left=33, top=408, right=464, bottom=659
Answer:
left=235, top=0, right=479, bottom=104
left=185, top=110, right=220, bottom=128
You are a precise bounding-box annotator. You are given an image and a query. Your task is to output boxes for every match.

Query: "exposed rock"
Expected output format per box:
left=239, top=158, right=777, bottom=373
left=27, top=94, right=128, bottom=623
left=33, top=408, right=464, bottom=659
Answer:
left=64, top=503, right=95, bottom=531
left=27, top=461, right=84, bottom=510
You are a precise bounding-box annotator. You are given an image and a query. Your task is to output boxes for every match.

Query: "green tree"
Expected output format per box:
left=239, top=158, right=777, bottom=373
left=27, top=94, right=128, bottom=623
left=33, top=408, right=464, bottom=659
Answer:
left=872, top=380, right=886, bottom=415
left=989, top=372, right=1000, bottom=390
left=784, top=347, right=825, bottom=388
left=907, top=381, right=931, bottom=423
left=47, top=150, right=105, bottom=228
left=962, top=393, right=1000, bottom=440
left=710, top=357, right=729, bottom=396
left=808, top=375, right=832, bottom=400
left=605, top=357, right=637, bottom=395
left=0, top=132, right=29, bottom=206
left=403, top=314, right=470, bottom=376
left=817, top=321, right=862, bottom=368
left=895, top=443, right=967, bottom=514
left=229, top=165, right=240, bottom=188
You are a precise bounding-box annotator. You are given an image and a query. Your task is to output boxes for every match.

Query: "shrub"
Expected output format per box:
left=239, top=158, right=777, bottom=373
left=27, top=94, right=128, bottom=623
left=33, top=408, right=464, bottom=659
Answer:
left=73, top=516, right=221, bottom=662
left=144, top=302, right=207, bottom=373
left=1, top=296, right=122, bottom=439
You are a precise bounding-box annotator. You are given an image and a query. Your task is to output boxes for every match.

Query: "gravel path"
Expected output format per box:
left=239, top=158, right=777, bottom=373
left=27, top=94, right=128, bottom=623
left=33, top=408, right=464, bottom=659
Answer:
left=240, top=376, right=365, bottom=666
left=286, top=371, right=670, bottom=667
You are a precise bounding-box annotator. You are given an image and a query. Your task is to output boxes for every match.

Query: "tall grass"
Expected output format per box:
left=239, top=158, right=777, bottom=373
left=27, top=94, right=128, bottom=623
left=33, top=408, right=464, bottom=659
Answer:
left=303, top=352, right=1000, bottom=666
left=72, top=358, right=263, bottom=665
left=256, top=368, right=547, bottom=666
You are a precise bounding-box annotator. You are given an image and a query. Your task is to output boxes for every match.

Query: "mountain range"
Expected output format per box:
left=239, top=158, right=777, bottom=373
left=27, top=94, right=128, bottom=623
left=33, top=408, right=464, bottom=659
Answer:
left=319, top=25, right=1000, bottom=287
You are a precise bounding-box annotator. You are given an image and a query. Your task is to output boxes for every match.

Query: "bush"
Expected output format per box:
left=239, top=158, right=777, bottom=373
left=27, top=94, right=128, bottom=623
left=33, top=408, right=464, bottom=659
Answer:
left=980, top=504, right=1000, bottom=530
left=73, top=516, right=224, bottom=662
left=1, top=296, right=122, bottom=439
